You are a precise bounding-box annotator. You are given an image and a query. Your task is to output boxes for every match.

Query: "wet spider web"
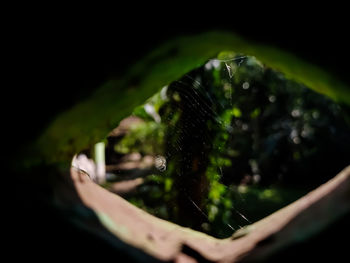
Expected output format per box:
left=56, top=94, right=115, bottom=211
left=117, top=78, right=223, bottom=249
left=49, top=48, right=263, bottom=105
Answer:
left=104, top=53, right=350, bottom=238
left=157, top=56, right=252, bottom=233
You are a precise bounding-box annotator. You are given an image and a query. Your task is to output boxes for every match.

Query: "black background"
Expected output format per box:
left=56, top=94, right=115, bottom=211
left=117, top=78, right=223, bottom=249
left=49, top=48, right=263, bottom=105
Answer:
left=9, top=11, right=350, bottom=146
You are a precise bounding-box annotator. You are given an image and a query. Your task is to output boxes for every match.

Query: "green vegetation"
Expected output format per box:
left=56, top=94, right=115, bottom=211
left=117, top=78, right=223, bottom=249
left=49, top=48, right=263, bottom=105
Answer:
left=110, top=54, right=350, bottom=238
left=114, top=122, right=165, bottom=155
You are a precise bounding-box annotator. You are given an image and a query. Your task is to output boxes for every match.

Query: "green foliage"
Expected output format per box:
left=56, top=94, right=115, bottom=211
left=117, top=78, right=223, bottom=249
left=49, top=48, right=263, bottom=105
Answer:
left=115, top=121, right=165, bottom=155
left=207, top=185, right=306, bottom=238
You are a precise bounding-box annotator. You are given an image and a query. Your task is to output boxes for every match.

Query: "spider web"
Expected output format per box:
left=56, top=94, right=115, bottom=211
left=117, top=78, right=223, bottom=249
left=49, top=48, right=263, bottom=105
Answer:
left=97, top=52, right=350, bottom=238
left=155, top=55, right=251, bottom=234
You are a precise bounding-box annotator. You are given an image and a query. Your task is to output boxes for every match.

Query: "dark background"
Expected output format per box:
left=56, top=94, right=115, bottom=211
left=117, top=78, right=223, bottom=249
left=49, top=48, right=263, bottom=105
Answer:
left=9, top=10, right=350, bottom=262
left=9, top=12, right=350, bottom=147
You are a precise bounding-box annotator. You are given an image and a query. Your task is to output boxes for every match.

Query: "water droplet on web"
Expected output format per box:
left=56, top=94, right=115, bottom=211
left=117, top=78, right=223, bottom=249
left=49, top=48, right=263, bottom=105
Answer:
left=293, top=137, right=301, bottom=144
left=291, top=109, right=301, bottom=118
left=312, top=111, right=320, bottom=119
left=242, top=82, right=250, bottom=90
left=269, top=95, right=276, bottom=103
left=242, top=123, right=249, bottom=131
left=155, top=155, right=167, bottom=172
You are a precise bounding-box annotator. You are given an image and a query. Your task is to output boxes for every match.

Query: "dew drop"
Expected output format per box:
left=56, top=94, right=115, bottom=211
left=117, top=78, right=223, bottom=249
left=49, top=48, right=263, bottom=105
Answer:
left=155, top=155, right=167, bottom=172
